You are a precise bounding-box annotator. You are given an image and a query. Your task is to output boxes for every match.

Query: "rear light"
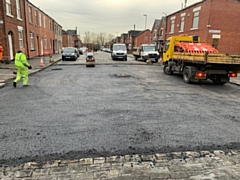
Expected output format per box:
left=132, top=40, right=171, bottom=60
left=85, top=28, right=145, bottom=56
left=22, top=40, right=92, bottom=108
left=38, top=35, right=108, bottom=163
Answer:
left=195, top=71, right=206, bottom=79
left=229, top=72, right=237, bottom=77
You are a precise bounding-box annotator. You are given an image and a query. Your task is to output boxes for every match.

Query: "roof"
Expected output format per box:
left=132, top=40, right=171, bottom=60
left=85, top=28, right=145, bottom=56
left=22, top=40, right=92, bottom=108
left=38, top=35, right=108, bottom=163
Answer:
left=135, top=29, right=150, bottom=37
left=166, top=0, right=206, bottom=17
left=128, top=30, right=142, bottom=37
left=151, top=19, right=162, bottom=32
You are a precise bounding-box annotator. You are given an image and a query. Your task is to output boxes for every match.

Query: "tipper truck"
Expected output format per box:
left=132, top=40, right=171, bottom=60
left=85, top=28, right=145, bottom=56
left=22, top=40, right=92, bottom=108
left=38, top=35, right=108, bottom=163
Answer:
left=162, top=35, right=240, bottom=85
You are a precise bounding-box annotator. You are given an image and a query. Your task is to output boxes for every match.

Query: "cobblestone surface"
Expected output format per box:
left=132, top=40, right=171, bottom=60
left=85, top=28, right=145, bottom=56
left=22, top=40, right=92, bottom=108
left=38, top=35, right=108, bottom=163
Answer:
left=1, top=149, right=240, bottom=179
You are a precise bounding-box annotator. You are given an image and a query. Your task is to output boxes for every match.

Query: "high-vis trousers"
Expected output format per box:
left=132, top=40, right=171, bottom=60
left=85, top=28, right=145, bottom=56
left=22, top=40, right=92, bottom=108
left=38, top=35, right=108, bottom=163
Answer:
left=14, top=66, right=29, bottom=85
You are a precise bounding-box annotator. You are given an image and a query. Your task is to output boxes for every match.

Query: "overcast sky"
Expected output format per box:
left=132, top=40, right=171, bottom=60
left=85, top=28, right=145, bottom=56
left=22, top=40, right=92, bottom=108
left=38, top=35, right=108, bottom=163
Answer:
left=29, top=0, right=201, bottom=37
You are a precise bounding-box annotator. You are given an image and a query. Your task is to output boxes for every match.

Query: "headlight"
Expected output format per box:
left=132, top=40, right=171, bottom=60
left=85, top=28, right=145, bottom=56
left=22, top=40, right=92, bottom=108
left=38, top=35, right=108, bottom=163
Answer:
left=71, top=53, right=74, bottom=55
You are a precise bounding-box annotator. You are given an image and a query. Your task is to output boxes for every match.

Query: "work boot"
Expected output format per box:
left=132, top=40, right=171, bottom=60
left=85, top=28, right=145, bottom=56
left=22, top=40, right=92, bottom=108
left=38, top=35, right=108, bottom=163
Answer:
left=23, top=84, right=29, bottom=87
left=13, top=82, right=16, bottom=88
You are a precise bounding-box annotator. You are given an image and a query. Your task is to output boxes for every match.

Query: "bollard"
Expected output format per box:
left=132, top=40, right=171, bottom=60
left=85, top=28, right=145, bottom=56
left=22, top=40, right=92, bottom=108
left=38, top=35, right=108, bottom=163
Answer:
left=50, top=55, right=54, bottom=63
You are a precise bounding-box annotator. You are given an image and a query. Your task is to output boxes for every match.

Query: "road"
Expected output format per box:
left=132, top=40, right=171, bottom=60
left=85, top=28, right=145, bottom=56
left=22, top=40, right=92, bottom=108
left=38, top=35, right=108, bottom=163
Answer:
left=1, top=51, right=240, bottom=167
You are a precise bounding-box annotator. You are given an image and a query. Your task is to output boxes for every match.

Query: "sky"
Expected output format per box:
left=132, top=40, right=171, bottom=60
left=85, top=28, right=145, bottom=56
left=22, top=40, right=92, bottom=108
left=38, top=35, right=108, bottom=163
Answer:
left=29, top=0, right=202, bottom=37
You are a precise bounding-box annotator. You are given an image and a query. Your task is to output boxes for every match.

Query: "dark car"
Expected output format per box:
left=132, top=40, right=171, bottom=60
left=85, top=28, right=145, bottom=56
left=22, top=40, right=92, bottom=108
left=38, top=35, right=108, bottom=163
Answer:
left=62, top=47, right=78, bottom=61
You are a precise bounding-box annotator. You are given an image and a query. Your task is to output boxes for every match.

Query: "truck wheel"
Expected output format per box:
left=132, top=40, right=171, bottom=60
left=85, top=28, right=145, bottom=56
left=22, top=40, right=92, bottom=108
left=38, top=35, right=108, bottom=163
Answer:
left=183, top=67, right=192, bottom=84
left=163, top=64, right=173, bottom=75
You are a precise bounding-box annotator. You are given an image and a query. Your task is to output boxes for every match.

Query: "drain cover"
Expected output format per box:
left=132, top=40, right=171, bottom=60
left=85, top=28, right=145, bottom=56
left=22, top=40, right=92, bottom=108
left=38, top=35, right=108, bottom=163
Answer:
left=114, top=74, right=132, bottom=78
left=51, top=68, right=63, bottom=70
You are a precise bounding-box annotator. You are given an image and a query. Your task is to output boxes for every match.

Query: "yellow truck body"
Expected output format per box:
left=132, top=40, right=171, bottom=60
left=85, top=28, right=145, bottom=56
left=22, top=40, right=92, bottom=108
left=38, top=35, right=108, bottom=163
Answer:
left=162, top=35, right=240, bottom=84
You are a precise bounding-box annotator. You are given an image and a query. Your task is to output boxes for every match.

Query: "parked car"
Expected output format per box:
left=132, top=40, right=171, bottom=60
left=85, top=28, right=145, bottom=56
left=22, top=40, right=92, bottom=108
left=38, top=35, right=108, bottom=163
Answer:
left=62, top=47, right=78, bottom=61
left=78, top=47, right=87, bottom=55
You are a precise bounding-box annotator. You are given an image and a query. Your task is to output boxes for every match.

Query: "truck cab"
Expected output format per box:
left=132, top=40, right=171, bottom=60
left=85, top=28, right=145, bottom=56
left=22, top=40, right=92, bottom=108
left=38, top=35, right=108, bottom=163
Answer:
left=133, top=44, right=159, bottom=62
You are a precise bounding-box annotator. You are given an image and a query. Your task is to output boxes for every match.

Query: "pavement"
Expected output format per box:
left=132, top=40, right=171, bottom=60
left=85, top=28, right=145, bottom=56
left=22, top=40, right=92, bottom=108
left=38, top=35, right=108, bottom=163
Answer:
left=1, top=54, right=240, bottom=179
left=0, top=54, right=62, bottom=88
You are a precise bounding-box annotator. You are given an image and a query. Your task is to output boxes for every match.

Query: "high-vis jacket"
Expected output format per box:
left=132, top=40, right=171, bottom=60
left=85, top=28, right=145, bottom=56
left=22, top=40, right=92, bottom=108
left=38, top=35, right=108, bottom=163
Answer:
left=14, top=52, right=30, bottom=68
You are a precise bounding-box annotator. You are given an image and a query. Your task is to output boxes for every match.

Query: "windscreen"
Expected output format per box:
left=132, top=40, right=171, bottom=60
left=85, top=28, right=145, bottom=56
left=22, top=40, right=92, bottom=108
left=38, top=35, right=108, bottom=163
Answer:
left=113, top=45, right=126, bottom=51
left=143, top=46, right=156, bottom=52
left=63, top=48, right=74, bottom=53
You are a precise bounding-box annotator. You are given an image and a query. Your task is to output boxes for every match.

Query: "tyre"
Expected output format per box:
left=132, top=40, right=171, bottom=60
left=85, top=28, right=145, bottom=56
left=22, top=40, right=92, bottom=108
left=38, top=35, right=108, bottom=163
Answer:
left=135, top=56, right=138, bottom=60
left=163, top=64, right=173, bottom=75
left=125, top=58, right=127, bottom=61
left=183, top=67, right=192, bottom=84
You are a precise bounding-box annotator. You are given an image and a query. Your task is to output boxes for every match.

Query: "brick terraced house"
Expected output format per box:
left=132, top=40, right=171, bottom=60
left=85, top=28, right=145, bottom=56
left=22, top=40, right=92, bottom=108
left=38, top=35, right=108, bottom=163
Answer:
left=164, top=0, right=240, bottom=54
left=0, top=0, right=62, bottom=60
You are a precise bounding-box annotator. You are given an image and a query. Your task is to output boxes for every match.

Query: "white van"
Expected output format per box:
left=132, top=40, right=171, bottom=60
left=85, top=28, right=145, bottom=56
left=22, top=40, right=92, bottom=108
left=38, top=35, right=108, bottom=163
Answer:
left=111, top=44, right=127, bottom=61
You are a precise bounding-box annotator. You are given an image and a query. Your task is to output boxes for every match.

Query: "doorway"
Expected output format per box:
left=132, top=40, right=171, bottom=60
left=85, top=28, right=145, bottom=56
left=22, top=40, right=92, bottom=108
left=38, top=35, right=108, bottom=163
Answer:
left=8, top=31, right=14, bottom=60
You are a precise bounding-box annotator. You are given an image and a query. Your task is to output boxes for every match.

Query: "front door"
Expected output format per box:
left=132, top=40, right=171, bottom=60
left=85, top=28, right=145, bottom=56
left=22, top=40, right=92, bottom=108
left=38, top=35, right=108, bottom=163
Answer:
left=8, top=33, right=14, bottom=60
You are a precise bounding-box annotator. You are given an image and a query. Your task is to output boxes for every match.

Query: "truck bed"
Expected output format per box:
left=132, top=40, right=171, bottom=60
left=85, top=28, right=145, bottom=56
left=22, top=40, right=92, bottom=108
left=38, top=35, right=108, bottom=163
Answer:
left=173, top=52, right=240, bottom=65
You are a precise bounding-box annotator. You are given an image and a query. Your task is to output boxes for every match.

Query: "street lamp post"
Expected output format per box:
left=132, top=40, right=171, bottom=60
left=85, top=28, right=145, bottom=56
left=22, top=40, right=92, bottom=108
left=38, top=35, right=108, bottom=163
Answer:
left=143, top=14, right=147, bottom=44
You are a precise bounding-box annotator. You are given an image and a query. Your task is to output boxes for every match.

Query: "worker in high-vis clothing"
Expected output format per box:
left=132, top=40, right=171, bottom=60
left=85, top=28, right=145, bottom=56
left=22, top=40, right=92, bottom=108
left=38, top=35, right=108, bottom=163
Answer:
left=13, top=50, right=32, bottom=88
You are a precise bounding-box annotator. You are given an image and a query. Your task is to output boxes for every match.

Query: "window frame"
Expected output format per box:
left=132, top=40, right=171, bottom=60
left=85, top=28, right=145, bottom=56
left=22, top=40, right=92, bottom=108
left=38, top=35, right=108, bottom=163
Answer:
left=192, top=11, right=200, bottom=29
left=30, top=32, right=35, bottom=50
left=180, top=16, right=185, bottom=32
left=18, top=26, right=23, bottom=48
left=28, top=6, right=33, bottom=24
left=170, top=19, right=175, bottom=33
left=16, top=0, right=21, bottom=20
left=212, top=38, right=219, bottom=49
left=39, top=13, right=42, bottom=26
left=6, top=0, right=12, bottom=16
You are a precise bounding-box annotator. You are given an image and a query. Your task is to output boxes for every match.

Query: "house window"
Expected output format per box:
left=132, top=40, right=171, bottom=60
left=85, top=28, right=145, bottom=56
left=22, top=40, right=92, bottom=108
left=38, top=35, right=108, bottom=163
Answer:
left=44, top=36, right=47, bottom=49
left=154, top=30, right=157, bottom=39
left=35, top=10, right=38, bottom=25
left=212, top=39, right=219, bottom=49
left=30, top=32, right=34, bottom=50
left=49, top=20, right=51, bottom=30
left=6, top=0, right=12, bottom=16
left=192, top=11, right=200, bottom=28
left=170, top=19, right=175, bottom=33
left=39, top=13, right=42, bottom=26
left=18, top=26, right=23, bottom=48
left=50, top=39, right=52, bottom=49
left=160, top=29, right=163, bottom=36
left=16, top=0, right=21, bottom=19
left=43, top=15, right=46, bottom=28
left=180, top=16, right=185, bottom=32
left=28, top=6, right=32, bottom=23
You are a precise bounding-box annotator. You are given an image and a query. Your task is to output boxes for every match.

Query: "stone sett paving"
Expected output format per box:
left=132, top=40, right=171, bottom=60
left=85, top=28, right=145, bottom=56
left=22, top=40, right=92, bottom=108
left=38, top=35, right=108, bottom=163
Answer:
left=1, top=149, right=240, bottom=180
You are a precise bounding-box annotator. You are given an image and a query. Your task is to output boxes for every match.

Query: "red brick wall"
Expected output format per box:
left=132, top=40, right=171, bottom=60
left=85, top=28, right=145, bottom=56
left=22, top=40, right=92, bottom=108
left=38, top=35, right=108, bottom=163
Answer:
left=1, top=0, right=27, bottom=60
left=25, top=2, right=54, bottom=58
left=134, top=30, right=151, bottom=47
left=208, top=0, right=240, bottom=54
left=165, top=0, right=240, bottom=54
left=62, top=34, right=75, bottom=48
left=0, top=1, right=6, bottom=57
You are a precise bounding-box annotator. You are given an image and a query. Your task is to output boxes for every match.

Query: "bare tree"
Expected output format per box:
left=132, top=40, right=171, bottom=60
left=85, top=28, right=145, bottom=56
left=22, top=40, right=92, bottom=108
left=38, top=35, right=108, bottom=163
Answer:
left=99, top=32, right=106, bottom=46
left=83, top=31, right=91, bottom=43
left=82, top=31, right=115, bottom=49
